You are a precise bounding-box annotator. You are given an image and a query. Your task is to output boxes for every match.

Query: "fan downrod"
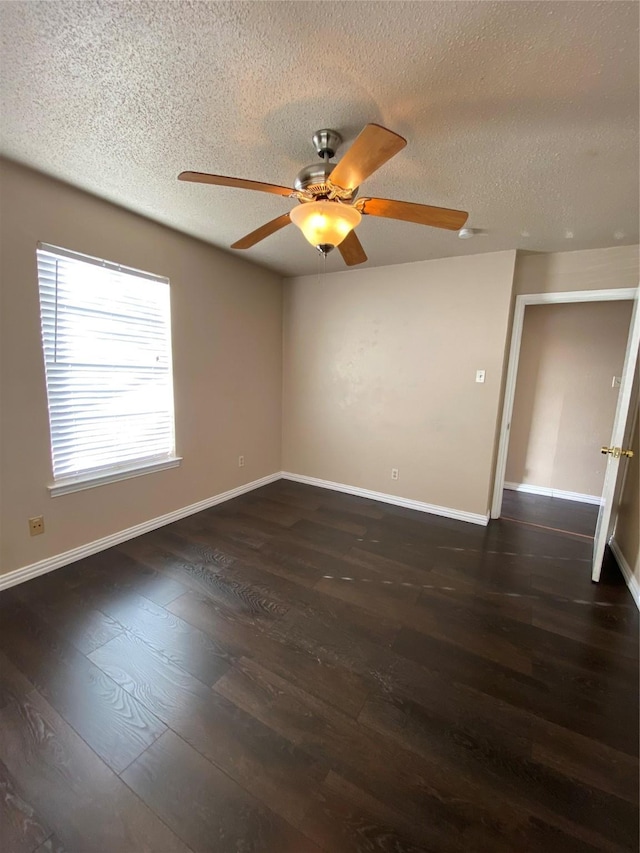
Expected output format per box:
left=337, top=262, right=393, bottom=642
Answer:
left=294, top=129, right=347, bottom=195
left=312, top=129, right=342, bottom=161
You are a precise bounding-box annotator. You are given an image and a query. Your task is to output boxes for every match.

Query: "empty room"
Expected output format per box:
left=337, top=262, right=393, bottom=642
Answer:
left=0, top=2, right=638, bottom=852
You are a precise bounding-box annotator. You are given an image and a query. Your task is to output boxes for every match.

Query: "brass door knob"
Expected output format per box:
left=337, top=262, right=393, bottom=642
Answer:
left=601, top=446, right=634, bottom=459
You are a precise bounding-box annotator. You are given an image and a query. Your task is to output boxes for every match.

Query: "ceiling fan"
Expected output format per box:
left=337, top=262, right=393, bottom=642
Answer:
left=178, top=124, right=469, bottom=267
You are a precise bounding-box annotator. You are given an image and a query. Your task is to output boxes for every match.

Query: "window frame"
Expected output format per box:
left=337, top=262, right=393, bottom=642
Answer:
left=36, top=242, right=181, bottom=497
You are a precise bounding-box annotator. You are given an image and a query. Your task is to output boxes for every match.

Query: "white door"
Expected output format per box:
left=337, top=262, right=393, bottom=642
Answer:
left=592, top=292, right=640, bottom=582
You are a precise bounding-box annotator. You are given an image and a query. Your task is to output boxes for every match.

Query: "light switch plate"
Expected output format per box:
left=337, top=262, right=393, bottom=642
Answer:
left=476, top=370, right=486, bottom=383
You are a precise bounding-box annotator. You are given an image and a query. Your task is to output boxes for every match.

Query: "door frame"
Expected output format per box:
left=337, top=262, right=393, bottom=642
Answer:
left=490, top=287, right=638, bottom=520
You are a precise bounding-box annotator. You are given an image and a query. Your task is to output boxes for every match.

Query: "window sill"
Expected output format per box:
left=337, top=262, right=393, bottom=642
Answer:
left=48, top=457, right=183, bottom=497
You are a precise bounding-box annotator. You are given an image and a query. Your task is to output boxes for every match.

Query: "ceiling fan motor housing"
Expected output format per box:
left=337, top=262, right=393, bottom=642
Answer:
left=294, top=161, right=335, bottom=196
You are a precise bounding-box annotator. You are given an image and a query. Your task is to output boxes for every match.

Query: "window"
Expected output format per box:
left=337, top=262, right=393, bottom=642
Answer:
left=36, top=243, right=180, bottom=496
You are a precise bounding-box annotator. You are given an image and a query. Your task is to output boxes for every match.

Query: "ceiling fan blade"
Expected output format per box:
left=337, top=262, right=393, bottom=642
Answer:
left=361, top=197, right=468, bottom=230
left=231, top=213, right=292, bottom=249
left=178, top=171, right=293, bottom=198
left=338, top=231, right=368, bottom=266
left=328, top=124, right=407, bottom=192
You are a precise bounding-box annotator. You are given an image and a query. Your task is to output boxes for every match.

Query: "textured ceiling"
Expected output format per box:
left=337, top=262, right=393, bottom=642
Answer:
left=1, top=1, right=638, bottom=277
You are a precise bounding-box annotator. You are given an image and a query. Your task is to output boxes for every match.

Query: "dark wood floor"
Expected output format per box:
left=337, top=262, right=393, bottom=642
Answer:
left=501, top=489, right=600, bottom=538
left=1, top=481, right=638, bottom=852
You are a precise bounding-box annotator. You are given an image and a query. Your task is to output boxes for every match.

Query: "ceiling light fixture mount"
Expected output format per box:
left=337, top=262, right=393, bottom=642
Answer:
left=311, top=129, right=342, bottom=161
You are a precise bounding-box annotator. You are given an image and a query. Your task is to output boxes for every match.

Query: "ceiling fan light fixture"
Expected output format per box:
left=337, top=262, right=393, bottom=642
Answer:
left=180, top=124, right=469, bottom=267
left=290, top=200, right=361, bottom=249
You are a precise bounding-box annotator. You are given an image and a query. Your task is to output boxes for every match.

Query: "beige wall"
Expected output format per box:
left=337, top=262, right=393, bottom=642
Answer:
left=505, top=301, right=633, bottom=497
left=283, top=251, right=517, bottom=518
left=514, top=245, right=639, bottom=295
left=0, top=160, right=283, bottom=575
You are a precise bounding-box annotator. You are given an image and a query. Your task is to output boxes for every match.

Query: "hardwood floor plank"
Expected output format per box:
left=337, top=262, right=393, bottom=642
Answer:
left=64, top=549, right=187, bottom=606
left=532, top=649, right=638, bottom=719
left=214, top=656, right=554, bottom=852
left=33, top=835, right=67, bottom=853
left=314, top=571, right=420, bottom=611
left=122, top=730, right=322, bottom=852
left=311, top=488, right=386, bottom=520
left=87, top=588, right=231, bottom=685
left=88, top=627, right=221, bottom=704
left=89, top=630, right=326, bottom=824
left=517, top=818, right=606, bottom=853
left=0, top=757, right=51, bottom=853
left=12, top=576, right=124, bottom=655
left=151, top=528, right=292, bottom=620
left=274, top=586, right=638, bottom=809
left=380, top=650, right=639, bottom=806
left=118, top=534, right=241, bottom=595
left=168, top=590, right=370, bottom=718
left=0, top=653, right=190, bottom=853
left=315, top=573, right=534, bottom=675
left=231, top=496, right=303, bottom=528
left=289, top=517, right=362, bottom=554
left=169, top=521, right=401, bottom=647
left=392, top=625, right=638, bottom=756
left=220, top=534, right=327, bottom=589
left=300, top=770, right=438, bottom=853
left=359, top=687, right=637, bottom=850
left=220, top=652, right=631, bottom=852
left=501, top=490, right=599, bottom=538
left=0, top=597, right=166, bottom=773
left=413, top=589, right=534, bottom=672
left=159, top=529, right=401, bottom=646
left=184, top=509, right=284, bottom=551
left=261, top=480, right=325, bottom=511
left=530, top=596, right=639, bottom=657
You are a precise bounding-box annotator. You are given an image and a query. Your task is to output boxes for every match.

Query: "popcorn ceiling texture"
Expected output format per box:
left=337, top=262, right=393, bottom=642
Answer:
left=1, top=0, right=637, bottom=276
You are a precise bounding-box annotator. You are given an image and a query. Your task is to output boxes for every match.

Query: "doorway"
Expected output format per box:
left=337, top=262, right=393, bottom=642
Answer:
left=501, top=299, right=633, bottom=538
left=492, top=288, right=637, bottom=543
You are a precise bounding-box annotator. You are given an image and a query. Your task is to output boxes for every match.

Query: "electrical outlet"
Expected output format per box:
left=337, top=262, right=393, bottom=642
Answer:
left=238, top=455, right=245, bottom=468
left=391, top=468, right=399, bottom=480
left=29, top=516, right=44, bottom=536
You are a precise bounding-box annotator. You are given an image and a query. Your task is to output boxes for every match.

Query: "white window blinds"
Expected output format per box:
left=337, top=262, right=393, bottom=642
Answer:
left=36, top=243, right=177, bottom=485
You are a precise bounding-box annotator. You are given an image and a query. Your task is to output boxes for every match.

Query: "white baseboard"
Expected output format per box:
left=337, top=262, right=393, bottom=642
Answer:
left=609, top=537, right=640, bottom=610
left=282, top=472, right=489, bottom=526
left=0, top=471, right=498, bottom=592
left=504, top=482, right=603, bottom=506
left=0, top=473, right=281, bottom=592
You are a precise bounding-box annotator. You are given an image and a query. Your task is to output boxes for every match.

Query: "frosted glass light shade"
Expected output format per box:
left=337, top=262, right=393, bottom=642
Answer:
left=289, top=201, right=361, bottom=248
